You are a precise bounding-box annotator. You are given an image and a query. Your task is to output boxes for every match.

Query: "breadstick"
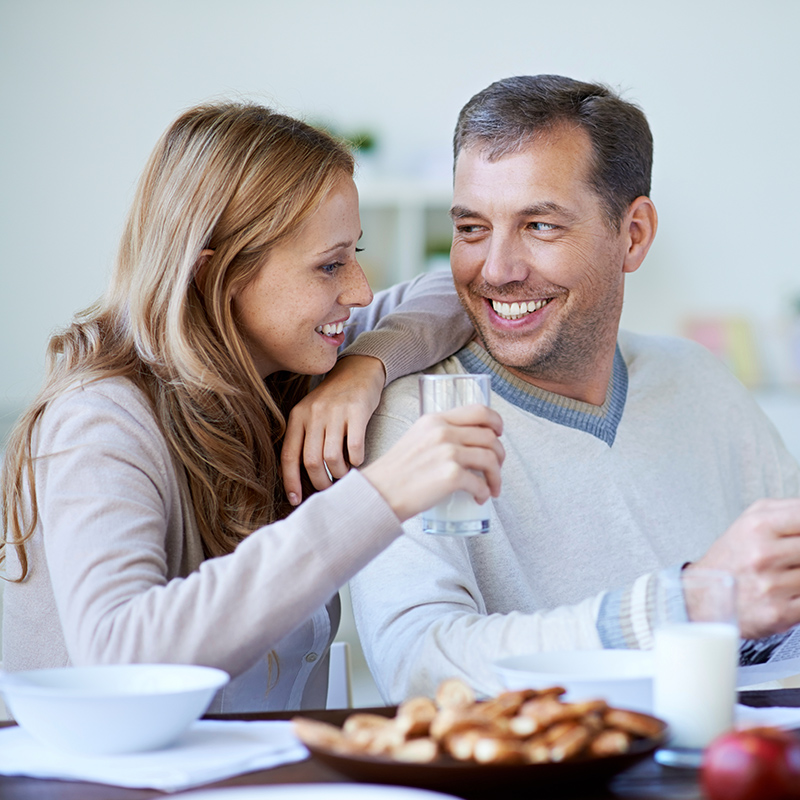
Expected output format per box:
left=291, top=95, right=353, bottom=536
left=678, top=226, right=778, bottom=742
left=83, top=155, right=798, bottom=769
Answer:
left=396, top=696, right=437, bottom=737
left=522, top=733, right=551, bottom=764
left=473, top=736, right=527, bottom=765
left=548, top=723, right=592, bottom=762
left=391, top=737, right=439, bottom=763
left=291, top=717, right=355, bottom=753
left=588, top=728, right=633, bottom=757
left=429, top=707, right=486, bottom=741
left=342, top=713, right=402, bottom=753
left=445, top=729, right=484, bottom=761
left=603, top=708, right=664, bottom=739
left=435, top=677, right=476, bottom=709
left=476, top=689, right=540, bottom=719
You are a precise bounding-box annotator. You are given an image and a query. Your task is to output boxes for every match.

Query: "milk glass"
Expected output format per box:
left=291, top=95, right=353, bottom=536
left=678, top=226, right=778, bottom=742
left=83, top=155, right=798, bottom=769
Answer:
left=653, top=569, right=738, bottom=768
left=418, top=374, right=492, bottom=536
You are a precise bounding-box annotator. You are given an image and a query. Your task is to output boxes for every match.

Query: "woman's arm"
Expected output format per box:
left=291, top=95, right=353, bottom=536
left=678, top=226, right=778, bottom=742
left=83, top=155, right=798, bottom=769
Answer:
left=32, top=379, right=500, bottom=678
left=30, top=382, right=402, bottom=677
left=282, top=270, right=474, bottom=502
left=340, top=270, right=473, bottom=384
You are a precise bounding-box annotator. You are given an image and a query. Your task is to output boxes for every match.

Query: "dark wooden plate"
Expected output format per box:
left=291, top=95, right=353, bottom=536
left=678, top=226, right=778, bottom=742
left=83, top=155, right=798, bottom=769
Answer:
left=305, top=713, right=668, bottom=794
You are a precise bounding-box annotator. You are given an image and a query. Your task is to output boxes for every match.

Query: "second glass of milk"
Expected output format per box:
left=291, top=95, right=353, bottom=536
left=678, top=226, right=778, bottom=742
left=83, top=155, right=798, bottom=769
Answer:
left=418, top=374, right=492, bottom=536
left=653, top=568, right=738, bottom=768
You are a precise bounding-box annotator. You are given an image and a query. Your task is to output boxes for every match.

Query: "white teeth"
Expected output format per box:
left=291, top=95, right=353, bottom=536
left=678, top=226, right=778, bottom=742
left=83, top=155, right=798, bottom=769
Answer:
left=492, top=298, right=551, bottom=320
left=316, top=321, right=344, bottom=336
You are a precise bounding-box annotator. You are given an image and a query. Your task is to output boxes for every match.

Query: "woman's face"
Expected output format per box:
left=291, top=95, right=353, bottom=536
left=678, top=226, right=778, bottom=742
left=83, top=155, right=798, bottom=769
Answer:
left=232, top=173, right=373, bottom=378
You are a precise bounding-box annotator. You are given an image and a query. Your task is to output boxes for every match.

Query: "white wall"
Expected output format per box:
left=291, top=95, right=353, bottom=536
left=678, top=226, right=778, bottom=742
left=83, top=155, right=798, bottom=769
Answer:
left=1, top=0, right=799, bottom=708
left=1, top=0, right=799, bottom=418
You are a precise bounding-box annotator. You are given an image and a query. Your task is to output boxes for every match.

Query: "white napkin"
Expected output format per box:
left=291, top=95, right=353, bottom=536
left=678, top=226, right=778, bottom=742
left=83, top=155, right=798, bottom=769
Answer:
left=736, top=703, right=800, bottom=730
left=739, top=656, right=800, bottom=689
left=0, top=719, right=309, bottom=793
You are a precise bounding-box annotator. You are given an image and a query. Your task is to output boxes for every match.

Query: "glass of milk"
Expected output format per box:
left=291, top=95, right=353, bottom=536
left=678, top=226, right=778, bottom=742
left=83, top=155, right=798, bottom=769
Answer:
left=418, top=374, right=492, bottom=535
left=653, top=568, right=738, bottom=768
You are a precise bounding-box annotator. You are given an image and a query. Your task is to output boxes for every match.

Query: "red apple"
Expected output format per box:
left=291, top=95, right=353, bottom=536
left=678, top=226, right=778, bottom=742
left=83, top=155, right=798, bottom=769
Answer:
left=701, top=727, right=800, bottom=800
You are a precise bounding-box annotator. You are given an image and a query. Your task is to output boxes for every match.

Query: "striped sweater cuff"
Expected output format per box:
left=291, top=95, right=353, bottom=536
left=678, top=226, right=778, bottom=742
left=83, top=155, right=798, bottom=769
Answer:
left=596, top=565, right=686, bottom=650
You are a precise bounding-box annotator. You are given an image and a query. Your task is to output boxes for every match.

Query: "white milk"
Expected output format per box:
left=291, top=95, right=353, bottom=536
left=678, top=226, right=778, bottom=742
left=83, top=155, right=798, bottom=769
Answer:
left=423, top=490, right=488, bottom=523
left=418, top=374, right=492, bottom=536
left=654, top=622, right=739, bottom=749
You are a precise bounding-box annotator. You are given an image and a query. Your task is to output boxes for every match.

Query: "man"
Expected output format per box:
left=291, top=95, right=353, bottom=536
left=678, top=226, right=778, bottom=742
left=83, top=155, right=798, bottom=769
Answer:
left=348, top=75, right=800, bottom=703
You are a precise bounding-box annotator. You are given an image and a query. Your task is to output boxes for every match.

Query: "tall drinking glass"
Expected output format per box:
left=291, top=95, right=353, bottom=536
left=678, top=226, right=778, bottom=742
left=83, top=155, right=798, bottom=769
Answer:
left=418, top=374, right=492, bottom=536
left=653, top=568, right=739, bottom=768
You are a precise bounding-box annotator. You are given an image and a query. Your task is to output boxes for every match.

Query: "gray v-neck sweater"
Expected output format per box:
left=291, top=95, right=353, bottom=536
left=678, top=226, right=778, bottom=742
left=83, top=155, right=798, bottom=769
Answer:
left=351, top=331, right=800, bottom=703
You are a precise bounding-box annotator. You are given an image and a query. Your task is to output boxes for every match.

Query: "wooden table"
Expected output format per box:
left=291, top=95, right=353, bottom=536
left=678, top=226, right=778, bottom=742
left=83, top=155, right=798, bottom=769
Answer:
left=0, top=689, right=796, bottom=799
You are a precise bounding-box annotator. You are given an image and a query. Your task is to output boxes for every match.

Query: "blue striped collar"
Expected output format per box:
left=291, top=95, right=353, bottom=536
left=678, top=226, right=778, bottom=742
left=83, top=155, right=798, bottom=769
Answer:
left=455, top=341, right=628, bottom=446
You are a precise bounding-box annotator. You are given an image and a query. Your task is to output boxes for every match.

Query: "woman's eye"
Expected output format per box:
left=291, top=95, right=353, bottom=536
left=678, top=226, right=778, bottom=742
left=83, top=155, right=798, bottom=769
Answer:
left=355, top=247, right=364, bottom=253
left=320, top=261, right=344, bottom=275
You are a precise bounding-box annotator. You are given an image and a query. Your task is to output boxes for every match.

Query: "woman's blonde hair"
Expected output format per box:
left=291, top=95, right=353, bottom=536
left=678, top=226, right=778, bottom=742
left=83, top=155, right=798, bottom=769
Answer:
left=2, top=102, right=355, bottom=580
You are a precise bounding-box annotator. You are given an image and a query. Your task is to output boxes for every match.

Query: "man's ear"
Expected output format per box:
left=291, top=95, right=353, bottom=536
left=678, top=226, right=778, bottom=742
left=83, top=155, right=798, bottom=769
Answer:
left=193, top=249, right=215, bottom=295
left=622, top=197, right=658, bottom=275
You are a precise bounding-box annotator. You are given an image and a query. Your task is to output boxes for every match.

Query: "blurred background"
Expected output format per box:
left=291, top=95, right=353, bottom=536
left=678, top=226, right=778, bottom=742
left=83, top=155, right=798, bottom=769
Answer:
left=2, top=0, right=799, bottom=705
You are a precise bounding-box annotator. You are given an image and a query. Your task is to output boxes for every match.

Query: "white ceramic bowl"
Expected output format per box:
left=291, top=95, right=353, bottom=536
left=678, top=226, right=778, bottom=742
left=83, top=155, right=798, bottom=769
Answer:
left=493, top=649, right=654, bottom=712
left=0, top=663, right=229, bottom=755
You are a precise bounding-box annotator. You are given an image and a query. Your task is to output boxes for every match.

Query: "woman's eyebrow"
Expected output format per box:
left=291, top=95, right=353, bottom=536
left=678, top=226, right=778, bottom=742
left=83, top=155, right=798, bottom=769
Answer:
left=315, top=233, right=362, bottom=257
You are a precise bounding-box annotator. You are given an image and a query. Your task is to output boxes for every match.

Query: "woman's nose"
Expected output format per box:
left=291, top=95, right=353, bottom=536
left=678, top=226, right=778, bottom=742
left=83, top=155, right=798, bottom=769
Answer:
left=340, top=261, right=374, bottom=307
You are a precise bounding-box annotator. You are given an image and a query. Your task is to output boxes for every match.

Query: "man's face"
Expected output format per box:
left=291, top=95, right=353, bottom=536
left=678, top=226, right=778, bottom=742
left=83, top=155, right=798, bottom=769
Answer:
left=450, top=126, right=632, bottom=400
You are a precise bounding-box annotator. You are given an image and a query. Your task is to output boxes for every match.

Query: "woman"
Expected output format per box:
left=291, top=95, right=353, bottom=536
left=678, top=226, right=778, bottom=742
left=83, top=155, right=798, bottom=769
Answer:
left=0, top=102, right=503, bottom=711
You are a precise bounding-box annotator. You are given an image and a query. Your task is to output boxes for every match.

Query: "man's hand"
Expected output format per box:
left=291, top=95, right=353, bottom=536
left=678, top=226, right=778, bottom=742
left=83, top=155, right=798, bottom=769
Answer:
left=281, top=355, right=386, bottom=505
left=686, top=498, right=800, bottom=639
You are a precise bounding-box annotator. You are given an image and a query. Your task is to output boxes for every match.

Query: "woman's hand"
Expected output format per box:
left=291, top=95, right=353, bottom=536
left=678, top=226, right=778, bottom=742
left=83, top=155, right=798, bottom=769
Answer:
left=281, top=355, right=386, bottom=505
left=361, top=405, right=505, bottom=523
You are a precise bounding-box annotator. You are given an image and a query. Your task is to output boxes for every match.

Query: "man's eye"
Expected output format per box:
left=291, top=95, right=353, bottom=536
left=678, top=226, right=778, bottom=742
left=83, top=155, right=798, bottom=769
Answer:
left=457, top=224, right=483, bottom=235
left=530, top=222, right=557, bottom=232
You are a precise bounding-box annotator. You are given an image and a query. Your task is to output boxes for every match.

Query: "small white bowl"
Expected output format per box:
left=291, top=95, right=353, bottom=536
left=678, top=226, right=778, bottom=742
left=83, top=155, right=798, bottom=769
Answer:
left=493, top=649, right=654, bottom=712
left=0, top=663, right=229, bottom=755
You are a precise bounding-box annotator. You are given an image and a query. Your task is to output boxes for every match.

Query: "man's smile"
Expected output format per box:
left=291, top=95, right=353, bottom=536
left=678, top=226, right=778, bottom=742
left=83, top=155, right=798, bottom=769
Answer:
left=490, top=298, right=552, bottom=321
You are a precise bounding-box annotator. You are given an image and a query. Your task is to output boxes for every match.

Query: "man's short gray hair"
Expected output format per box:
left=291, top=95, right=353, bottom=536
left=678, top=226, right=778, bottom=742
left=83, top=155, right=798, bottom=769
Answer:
left=453, top=75, right=653, bottom=229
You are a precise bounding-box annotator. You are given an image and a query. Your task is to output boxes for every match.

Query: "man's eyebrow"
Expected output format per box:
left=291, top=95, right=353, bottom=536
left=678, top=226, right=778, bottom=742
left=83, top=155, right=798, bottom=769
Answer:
left=450, top=202, right=576, bottom=220
left=449, top=205, right=476, bottom=220
left=520, top=201, right=575, bottom=219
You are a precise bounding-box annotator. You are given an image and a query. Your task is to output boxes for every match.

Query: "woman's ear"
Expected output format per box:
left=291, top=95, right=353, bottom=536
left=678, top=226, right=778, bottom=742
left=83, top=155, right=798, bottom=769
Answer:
left=193, top=249, right=215, bottom=296
left=622, top=197, right=658, bottom=275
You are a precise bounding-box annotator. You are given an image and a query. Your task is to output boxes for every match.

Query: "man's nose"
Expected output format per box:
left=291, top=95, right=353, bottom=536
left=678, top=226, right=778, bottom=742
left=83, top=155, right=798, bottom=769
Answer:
left=480, top=234, right=530, bottom=286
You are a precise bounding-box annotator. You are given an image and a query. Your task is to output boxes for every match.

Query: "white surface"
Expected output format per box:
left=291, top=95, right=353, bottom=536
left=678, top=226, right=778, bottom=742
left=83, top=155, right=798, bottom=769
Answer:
left=493, top=649, right=654, bottom=712
left=178, top=784, right=460, bottom=799
left=335, top=584, right=384, bottom=708
left=654, top=622, right=739, bottom=749
left=0, top=720, right=307, bottom=792
left=326, top=641, right=352, bottom=709
left=0, top=664, right=229, bottom=755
